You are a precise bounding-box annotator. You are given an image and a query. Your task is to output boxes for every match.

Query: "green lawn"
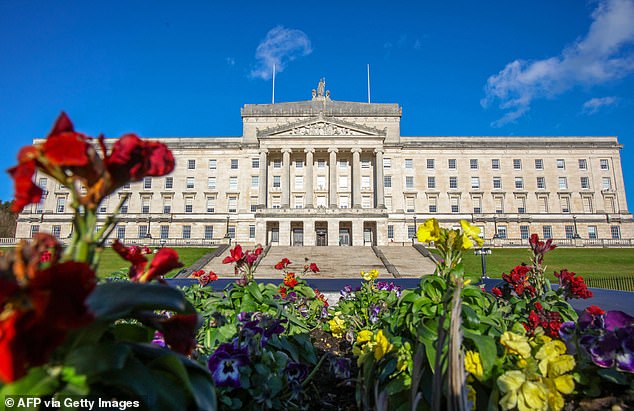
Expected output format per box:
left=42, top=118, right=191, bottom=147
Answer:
left=461, top=248, right=634, bottom=280
left=97, top=247, right=214, bottom=278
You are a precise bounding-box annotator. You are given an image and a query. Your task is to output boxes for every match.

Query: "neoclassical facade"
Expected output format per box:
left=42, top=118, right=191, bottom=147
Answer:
left=15, top=82, right=634, bottom=247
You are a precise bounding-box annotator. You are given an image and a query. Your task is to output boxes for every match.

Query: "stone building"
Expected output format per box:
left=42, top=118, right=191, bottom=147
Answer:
left=15, top=81, right=634, bottom=247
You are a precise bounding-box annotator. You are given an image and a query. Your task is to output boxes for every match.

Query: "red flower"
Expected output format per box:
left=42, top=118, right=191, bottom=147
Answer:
left=491, top=287, right=503, bottom=297
left=275, top=258, right=291, bottom=270
left=141, top=248, right=183, bottom=283
left=309, top=263, right=319, bottom=273
left=283, top=272, right=298, bottom=288
left=278, top=286, right=287, bottom=297
left=314, top=288, right=329, bottom=307
left=501, top=265, right=534, bottom=297
left=42, top=113, right=92, bottom=167
left=192, top=269, right=204, bottom=278
left=7, top=148, right=42, bottom=213
left=208, top=271, right=218, bottom=281
left=555, top=269, right=592, bottom=300
left=529, top=233, right=556, bottom=264
left=112, top=240, right=149, bottom=280
left=534, top=301, right=543, bottom=311
left=159, top=314, right=199, bottom=356
left=104, top=134, right=175, bottom=186
left=586, top=305, right=605, bottom=316
left=222, top=245, right=244, bottom=264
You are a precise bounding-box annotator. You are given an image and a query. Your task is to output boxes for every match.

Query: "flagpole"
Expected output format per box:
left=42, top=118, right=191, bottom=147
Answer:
left=367, top=64, right=371, bottom=103
left=272, top=64, right=276, bottom=104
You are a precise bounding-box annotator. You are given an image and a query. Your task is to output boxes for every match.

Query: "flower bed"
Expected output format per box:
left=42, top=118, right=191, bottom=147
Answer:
left=1, top=115, right=633, bottom=410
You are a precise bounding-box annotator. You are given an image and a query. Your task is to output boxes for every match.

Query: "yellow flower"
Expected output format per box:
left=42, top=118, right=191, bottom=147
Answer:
left=467, top=384, right=477, bottom=411
left=361, top=269, right=379, bottom=281
left=464, top=350, right=484, bottom=380
left=356, top=330, right=373, bottom=346
left=517, top=380, right=548, bottom=411
left=373, top=330, right=393, bottom=360
left=552, top=375, right=574, bottom=395
left=548, top=391, right=565, bottom=411
left=417, top=219, right=441, bottom=243
left=498, top=370, right=525, bottom=410
left=460, top=220, right=484, bottom=247
left=535, top=340, right=568, bottom=376
left=498, top=371, right=549, bottom=411
left=500, top=332, right=532, bottom=359
left=461, top=233, right=475, bottom=250
left=549, top=355, right=575, bottom=378
left=328, top=314, right=346, bottom=338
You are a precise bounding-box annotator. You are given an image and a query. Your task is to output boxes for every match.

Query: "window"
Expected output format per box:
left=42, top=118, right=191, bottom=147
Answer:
left=426, top=159, right=435, bottom=169
left=250, top=197, right=257, bottom=212
left=316, top=196, right=327, bottom=208
left=470, top=159, right=478, bottom=169
left=537, top=177, right=546, bottom=189
left=600, top=159, right=609, bottom=170
left=273, top=160, right=282, bottom=168
left=535, top=159, right=543, bottom=170
left=361, top=176, right=371, bottom=189
left=408, top=225, right=416, bottom=239
left=249, top=225, right=256, bottom=239
left=38, top=177, right=48, bottom=193
left=577, top=176, right=589, bottom=189
left=611, top=225, right=621, bottom=239
left=578, top=159, right=587, bottom=170
left=231, top=159, right=239, bottom=169
left=144, top=177, right=152, bottom=189
left=582, top=196, right=593, bottom=213
left=538, top=196, right=549, bottom=213
left=162, top=198, right=171, bottom=214
left=272, top=196, right=281, bottom=209
left=406, top=197, right=415, bottom=213
left=339, top=160, right=348, bottom=169
left=339, top=176, right=347, bottom=189
left=448, top=159, right=456, bottom=169
left=138, top=225, right=148, bottom=239
left=142, top=198, right=150, bottom=214
left=98, top=201, right=107, bottom=213
left=516, top=196, right=526, bottom=213
left=450, top=197, right=459, bottom=213
left=317, top=159, right=326, bottom=169
left=56, top=197, right=66, bottom=213
left=120, top=198, right=128, bottom=214
left=556, top=159, right=565, bottom=169
left=362, top=196, right=371, bottom=209
left=520, top=226, right=529, bottom=240
left=565, top=226, right=574, bottom=239
left=165, top=177, right=173, bottom=189
left=228, top=196, right=237, bottom=213
left=602, top=177, right=612, bottom=190
left=123, top=183, right=131, bottom=189
left=558, top=177, right=568, bottom=190
left=472, top=197, right=482, bottom=213
left=383, top=158, right=391, bottom=168
left=251, top=176, right=259, bottom=189
left=515, top=177, right=524, bottom=189
left=493, top=177, right=502, bottom=189
left=30, top=225, right=40, bottom=237
left=428, top=197, right=437, bottom=213
left=317, top=175, right=326, bottom=190
left=229, top=177, right=238, bottom=191
left=209, top=159, right=217, bottom=169
left=273, top=175, right=281, bottom=188
left=494, top=196, right=504, bottom=214
left=252, top=157, right=260, bottom=169
left=227, top=226, right=236, bottom=239
left=588, top=226, right=597, bottom=239
left=513, top=159, right=522, bottom=170
left=449, top=176, right=458, bottom=189
left=186, top=177, right=194, bottom=189
left=605, top=195, right=616, bottom=212
left=427, top=176, right=436, bottom=189
left=182, top=226, right=191, bottom=239
left=208, top=177, right=216, bottom=189
left=52, top=225, right=61, bottom=239
left=491, top=159, right=500, bottom=169
left=187, top=159, right=196, bottom=169
left=295, top=160, right=303, bottom=169
left=387, top=225, right=394, bottom=239
left=206, top=196, right=215, bottom=213
left=543, top=226, right=552, bottom=239
left=339, top=196, right=349, bottom=208
left=160, top=225, right=169, bottom=240
left=384, top=176, right=392, bottom=188
left=204, top=226, right=214, bottom=240
left=361, top=160, right=371, bottom=168
left=405, top=159, right=413, bottom=169
left=185, top=197, right=193, bottom=213
left=405, top=176, right=414, bottom=189
left=294, top=196, right=303, bottom=209
left=497, top=226, right=507, bottom=239
left=471, top=177, right=480, bottom=189
left=117, top=226, right=126, bottom=240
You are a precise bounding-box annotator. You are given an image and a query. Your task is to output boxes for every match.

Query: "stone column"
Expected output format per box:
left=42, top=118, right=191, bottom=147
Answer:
left=281, top=148, right=292, bottom=208
left=328, top=219, right=339, bottom=246
left=279, top=220, right=291, bottom=246
left=328, top=148, right=338, bottom=208
left=352, top=148, right=362, bottom=208
left=374, top=149, right=385, bottom=208
left=352, top=219, right=364, bottom=246
left=258, top=149, right=268, bottom=209
left=304, top=148, right=314, bottom=208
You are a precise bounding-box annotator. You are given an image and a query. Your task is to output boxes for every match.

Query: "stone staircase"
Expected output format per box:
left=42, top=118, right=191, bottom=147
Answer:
left=199, top=245, right=436, bottom=279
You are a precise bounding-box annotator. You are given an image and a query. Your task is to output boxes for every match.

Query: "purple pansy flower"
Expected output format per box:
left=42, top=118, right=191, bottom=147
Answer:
left=151, top=330, right=166, bottom=347
left=207, top=342, right=249, bottom=388
left=369, top=304, right=381, bottom=324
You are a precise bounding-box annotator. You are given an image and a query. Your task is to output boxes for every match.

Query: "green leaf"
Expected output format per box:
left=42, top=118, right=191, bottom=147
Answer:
left=246, top=281, right=264, bottom=303
left=597, top=368, right=631, bottom=385
left=0, top=367, right=60, bottom=397
left=463, top=330, right=497, bottom=378
left=111, top=323, right=154, bottom=343
left=65, top=341, right=131, bottom=376
left=88, top=282, right=194, bottom=321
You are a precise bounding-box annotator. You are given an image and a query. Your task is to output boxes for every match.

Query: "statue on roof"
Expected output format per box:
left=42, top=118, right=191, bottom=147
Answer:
left=317, top=78, right=325, bottom=96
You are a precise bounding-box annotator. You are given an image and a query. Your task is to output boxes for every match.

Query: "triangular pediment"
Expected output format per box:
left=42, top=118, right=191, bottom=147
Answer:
left=257, top=115, right=385, bottom=138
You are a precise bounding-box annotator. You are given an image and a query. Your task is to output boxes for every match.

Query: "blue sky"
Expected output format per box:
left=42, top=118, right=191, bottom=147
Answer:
left=2, top=0, right=634, bottom=206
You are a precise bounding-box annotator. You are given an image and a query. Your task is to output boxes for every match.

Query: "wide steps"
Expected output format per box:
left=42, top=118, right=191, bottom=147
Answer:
left=375, top=246, right=437, bottom=277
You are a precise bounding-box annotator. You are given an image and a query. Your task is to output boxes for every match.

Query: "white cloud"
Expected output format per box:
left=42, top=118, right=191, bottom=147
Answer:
left=250, top=26, right=312, bottom=80
left=225, top=57, right=235, bottom=66
left=482, top=0, right=634, bottom=127
left=582, top=96, right=618, bottom=114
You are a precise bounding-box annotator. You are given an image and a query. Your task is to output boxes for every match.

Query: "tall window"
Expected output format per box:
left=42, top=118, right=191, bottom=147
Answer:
left=30, top=225, right=39, bottom=237
left=160, top=225, right=169, bottom=240
left=588, top=226, right=597, bottom=239
left=387, top=225, right=394, bottom=239
left=537, top=177, right=546, bottom=189
left=252, top=157, right=260, bottom=169
left=600, top=159, right=609, bottom=170
left=515, top=177, right=524, bottom=189
left=228, top=196, right=237, bottom=213
left=186, top=177, right=194, bottom=189
left=611, top=226, right=621, bottom=239
left=556, top=159, right=565, bottom=169
left=602, top=177, right=612, bottom=190
left=162, top=198, right=171, bottom=214
left=249, top=225, right=256, bottom=239
left=384, top=176, right=392, bottom=188
left=516, top=196, right=526, bottom=213
left=405, top=176, right=414, bottom=189
left=117, top=226, right=126, bottom=240
left=558, top=177, right=568, bottom=190
left=493, top=177, right=502, bottom=189
left=56, top=197, right=66, bottom=213
left=206, top=196, right=216, bottom=213
left=273, top=160, right=282, bottom=168
left=580, top=177, right=590, bottom=189
left=187, top=159, right=196, bottom=169
left=472, top=196, right=482, bottom=213
left=251, top=175, right=259, bottom=189
left=182, top=226, right=191, bottom=239
left=165, top=177, right=173, bottom=189
left=339, top=160, right=348, bottom=169
left=339, top=196, right=349, bottom=208
left=294, top=196, right=303, bottom=209
left=471, top=177, right=480, bottom=189
left=231, top=159, right=239, bottom=169
left=449, top=176, right=458, bottom=189
left=317, top=159, right=326, bottom=169
left=565, top=226, right=574, bottom=239
left=497, top=226, right=507, bottom=239
left=142, top=198, right=150, bottom=214
left=204, top=226, right=214, bottom=240
left=273, top=175, right=281, bottom=188
left=513, top=159, right=522, bottom=170
left=578, top=159, right=587, bottom=170
left=250, top=196, right=257, bottom=212
left=543, top=226, right=552, bottom=239
left=494, top=196, right=504, bottom=214
left=52, top=225, right=61, bottom=239
left=138, top=225, right=148, bottom=239
left=185, top=197, right=193, bottom=213
left=426, top=159, right=435, bottom=169
left=428, top=197, right=437, bottom=213
left=405, top=159, right=413, bottom=169
left=450, top=197, right=459, bottom=213
left=406, top=197, right=415, bottom=213
left=428, top=176, right=436, bottom=189
left=408, top=225, right=416, bottom=239
left=208, top=177, right=216, bottom=189
left=144, top=177, right=152, bottom=189
left=520, top=226, right=529, bottom=240
left=491, top=159, right=500, bottom=169
left=448, top=159, right=456, bottom=169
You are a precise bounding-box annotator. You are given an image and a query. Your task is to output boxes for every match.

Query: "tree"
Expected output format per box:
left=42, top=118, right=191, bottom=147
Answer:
left=0, top=201, right=17, bottom=238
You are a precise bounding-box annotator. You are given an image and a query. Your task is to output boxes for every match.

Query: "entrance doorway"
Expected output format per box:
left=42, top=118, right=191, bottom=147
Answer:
left=364, top=228, right=373, bottom=245
left=292, top=229, right=304, bottom=246
left=339, top=229, right=350, bottom=246
left=316, top=229, right=327, bottom=246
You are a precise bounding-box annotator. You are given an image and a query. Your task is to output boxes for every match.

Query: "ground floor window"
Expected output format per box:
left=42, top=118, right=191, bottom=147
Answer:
left=117, top=226, right=126, bottom=239
left=161, top=225, right=169, bottom=240
left=182, top=226, right=191, bottom=239
left=611, top=225, right=621, bottom=239
left=205, top=226, right=214, bottom=240
left=588, top=226, right=597, bottom=239
left=520, top=225, right=529, bottom=240
left=542, top=226, right=552, bottom=239
left=387, top=225, right=394, bottom=239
